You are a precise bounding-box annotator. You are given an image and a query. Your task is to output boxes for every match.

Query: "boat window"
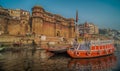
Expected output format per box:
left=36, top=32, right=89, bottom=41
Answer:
left=94, top=46, right=96, bottom=50
left=103, top=45, right=105, bottom=49
left=96, top=46, right=99, bottom=50
left=92, top=46, right=95, bottom=50
left=102, top=46, right=104, bottom=49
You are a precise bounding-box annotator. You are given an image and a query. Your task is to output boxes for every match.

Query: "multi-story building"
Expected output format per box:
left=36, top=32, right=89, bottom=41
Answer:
left=8, top=9, right=30, bottom=35
left=0, top=5, right=30, bottom=36
left=88, top=23, right=99, bottom=34
left=78, top=22, right=99, bottom=37
left=31, top=5, right=75, bottom=38
left=9, top=9, right=21, bottom=20
left=0, top=5, right=76, bottom=38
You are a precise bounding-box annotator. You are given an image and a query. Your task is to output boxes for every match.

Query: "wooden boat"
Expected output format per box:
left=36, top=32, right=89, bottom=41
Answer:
left=41, top=44, right=71, bottom=53
left=47, top=44, right=71, bottom=53
left=68, top=55, right=117, bottom=71
left=0, top=47, right=5, bottom=52
left=67, top=39, right=115, bottom=58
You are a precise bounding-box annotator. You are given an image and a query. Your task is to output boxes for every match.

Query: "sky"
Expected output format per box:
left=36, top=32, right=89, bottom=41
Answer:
left=0, top=0, right=120, bottom=30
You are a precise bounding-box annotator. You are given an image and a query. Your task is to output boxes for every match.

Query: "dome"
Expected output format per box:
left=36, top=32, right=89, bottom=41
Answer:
left=33, top=5, right=43, bottom=9
left=32, top=5, right=45, bottom=12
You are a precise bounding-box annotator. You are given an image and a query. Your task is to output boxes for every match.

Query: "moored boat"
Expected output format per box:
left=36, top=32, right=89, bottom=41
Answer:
left=67, top=39, right=115, bottom=58
left=39, top=42, right=71, bottom=53
left=47, top=44, right=71, bottom=53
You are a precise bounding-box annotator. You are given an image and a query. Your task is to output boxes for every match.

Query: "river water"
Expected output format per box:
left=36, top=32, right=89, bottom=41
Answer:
left=0, top=45, right=120, bottom=71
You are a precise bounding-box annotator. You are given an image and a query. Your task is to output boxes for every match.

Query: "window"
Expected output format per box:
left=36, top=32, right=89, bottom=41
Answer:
left=92, top=46, right=95, bottom=50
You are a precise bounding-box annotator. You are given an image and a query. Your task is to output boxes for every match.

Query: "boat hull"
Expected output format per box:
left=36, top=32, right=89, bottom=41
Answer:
left=67, top=48, right=115, bottom=58
left=49, top=48, right=67, bottom=53
left=47, top=45, right=71, bottom=53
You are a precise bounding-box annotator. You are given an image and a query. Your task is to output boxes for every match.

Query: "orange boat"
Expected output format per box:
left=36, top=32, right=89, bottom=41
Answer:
left=67, top=39, right=115, bottom=58
left=68, top=55, right=117, bottom=71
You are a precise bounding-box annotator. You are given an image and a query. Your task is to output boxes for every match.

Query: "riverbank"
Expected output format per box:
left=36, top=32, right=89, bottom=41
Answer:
left=0, top=35, right=120, bottom=53
left=0, top=35, right=73, bottom=53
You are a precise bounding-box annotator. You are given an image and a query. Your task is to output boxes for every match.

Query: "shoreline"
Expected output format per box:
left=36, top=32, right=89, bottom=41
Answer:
left=0, top=35, right=120, bottom=52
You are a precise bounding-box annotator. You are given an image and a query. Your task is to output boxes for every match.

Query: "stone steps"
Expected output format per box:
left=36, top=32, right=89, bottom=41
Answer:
left=34, top=36, right=63, bottom=45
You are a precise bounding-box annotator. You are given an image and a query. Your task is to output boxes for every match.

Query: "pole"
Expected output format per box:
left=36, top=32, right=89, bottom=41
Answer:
left=75, top=10, right=78, bottom=41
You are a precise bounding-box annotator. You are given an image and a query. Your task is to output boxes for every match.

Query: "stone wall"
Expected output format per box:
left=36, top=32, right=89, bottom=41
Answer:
left=7, top=18, right=30, bottom=36
left=7, top=19, right=21, bottom=35
left=0, top=5, right=75, bottom=38
left=0, top=17, right=7, bottom=33
left=32, top=5, right=76, bottom=38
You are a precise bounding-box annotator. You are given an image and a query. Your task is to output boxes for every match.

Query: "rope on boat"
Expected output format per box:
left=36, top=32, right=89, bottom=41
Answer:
left=77, top=44, right=81, bottom=50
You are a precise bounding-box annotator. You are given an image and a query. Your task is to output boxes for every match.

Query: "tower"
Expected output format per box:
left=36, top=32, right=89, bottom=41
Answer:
left=68, top=18, right=75, bottom=38
left=32, top=5, right=44, bottom=35
left=20, top=10, right=30, bottom=35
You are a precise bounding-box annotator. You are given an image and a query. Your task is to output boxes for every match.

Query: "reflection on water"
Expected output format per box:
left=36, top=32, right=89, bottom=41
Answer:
left=0, top=50, right=54, bottom=71
left=0, top=49, right=119, bottom=71
left=68, top=55, right=117, bottom=71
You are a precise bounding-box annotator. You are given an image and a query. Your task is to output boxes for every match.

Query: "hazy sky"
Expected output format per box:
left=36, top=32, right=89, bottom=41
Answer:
left=0, top=0, right=120, bottom=30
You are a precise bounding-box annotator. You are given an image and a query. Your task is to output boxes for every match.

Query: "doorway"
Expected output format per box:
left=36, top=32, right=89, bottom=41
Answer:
left=57, top=31, right=60, bottom=37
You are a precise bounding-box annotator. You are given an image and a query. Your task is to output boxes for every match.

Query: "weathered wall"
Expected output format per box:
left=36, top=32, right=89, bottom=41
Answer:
left=31, top=6, right=76, bottom=38
left=0, top=17, right=7, bottom=33
left=7, top=19, right=30, bottom=36
left=8, top=19, right=20, bottom=35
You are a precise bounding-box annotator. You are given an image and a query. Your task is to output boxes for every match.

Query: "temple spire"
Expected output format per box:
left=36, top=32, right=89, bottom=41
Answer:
left=76, top=10, right=78, bottom=23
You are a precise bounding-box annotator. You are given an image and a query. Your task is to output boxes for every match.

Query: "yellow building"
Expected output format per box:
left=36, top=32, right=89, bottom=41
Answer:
left=0, top=5, right=9, bottom=34
left=0, top=5, right=76, bottom=38
left=8, top=9, right=30, bottom=35
left=32, top=5, right=76, bottom=38
left=9, top=9, right=21, bottom=19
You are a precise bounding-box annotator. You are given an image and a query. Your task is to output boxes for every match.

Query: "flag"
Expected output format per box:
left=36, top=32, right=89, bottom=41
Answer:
left=76, top=10, right=78, bottom=23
